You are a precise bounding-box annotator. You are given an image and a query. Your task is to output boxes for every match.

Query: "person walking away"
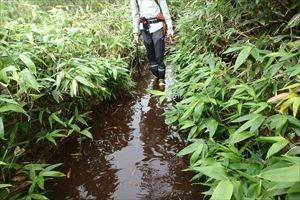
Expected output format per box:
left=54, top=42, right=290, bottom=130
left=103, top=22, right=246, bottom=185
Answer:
left=130, top=0, right=174, bottom=87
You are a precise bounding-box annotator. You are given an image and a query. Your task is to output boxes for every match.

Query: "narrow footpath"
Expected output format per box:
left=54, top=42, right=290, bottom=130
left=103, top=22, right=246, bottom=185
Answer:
left=47, top=67, right=203, bottom=199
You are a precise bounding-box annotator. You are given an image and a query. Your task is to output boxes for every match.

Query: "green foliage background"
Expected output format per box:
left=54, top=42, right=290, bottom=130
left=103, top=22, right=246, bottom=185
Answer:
left=167, top=0, right=300, bottom=199
left=0, top=0, right=135, bottom=199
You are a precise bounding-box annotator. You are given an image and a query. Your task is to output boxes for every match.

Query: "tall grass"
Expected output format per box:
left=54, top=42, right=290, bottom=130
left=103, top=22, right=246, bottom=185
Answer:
left=166, top=0, right=300, bottom=199
left=0, top=1, right=135, bottom=199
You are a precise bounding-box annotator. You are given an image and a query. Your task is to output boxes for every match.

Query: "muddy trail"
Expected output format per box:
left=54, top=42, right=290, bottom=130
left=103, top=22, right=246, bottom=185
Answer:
left=47, top=67, right=204, bottom=200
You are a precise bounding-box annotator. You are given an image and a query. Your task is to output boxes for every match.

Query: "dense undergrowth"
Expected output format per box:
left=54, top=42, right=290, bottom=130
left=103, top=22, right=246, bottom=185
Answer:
left=166, top=0, right=300, bottom=199
left=0, top=0, right=134, bottom=199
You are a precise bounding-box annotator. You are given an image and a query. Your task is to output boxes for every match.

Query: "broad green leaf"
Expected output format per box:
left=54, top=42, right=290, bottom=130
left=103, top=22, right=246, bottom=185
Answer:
left=205, top=118, right=218, bottom=138
left=0, top=65, right=17, bottom=83
left=179, top=120, right=195, bottom=130
left=190, top=143, right=204, bottom=165
left=178, top=141, right=202, bottom=156
left=292, top=97, right=300, bottom=117
left=193, top=101, right=204, bottom=122
left=234, top=46, right=252, bottom=71
left=249, top=114, right=265, bottom=132
left=286, top=13, right=300, bottom=28
left=36, top=176, right=44, bottom=189
left=0, top=184, right=12, bottom=189
left=149, top=90, right=166, bottom=96
left=269, top=114, right=288, bottom=131
left=180, top=100, right=199, bottom=122
left=229, top=131, right=254, bottom=144
left=112, top=68, right=118, bottom=80
left=280, top=83, right=300, bottom=91
left=233, top=114, right=264, bottom=135
left=0, top=161, right=7, bottom=166
left=0, top=104, right=26, bottom=114
left=75, top=75, right=93, bottom=87
left=31, top=193, right=48, bottom=200
left=287, top=182, right=300, bottom=193
left=267, top=139, right=289, bottom=158
left=211, top=180, right=233, bottom=200
left=193, top=164, right=227, bottom=180
left=20, top=68, right=39, bottom=90
left=19, top=54, right=36, bottom=74
left=256, top=136, right=285, bottom=143
left=80, top=128, right=93, bottom=139
left=223, top=46, right=243, bottom=54
left=260, top=165, right=300, bottom=182
left=39, top=171, right=65, bottom=177
left=232, top=113, right=254, bottom=123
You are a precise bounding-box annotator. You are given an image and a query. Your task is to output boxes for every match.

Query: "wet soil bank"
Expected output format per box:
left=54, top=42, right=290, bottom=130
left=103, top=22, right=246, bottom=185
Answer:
left=47, top=67, right=204, bottom=200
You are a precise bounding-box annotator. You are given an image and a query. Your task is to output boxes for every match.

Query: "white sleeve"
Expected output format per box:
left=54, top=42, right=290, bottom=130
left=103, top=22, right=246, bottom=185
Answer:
left=159, top=0, right=173, bottom=32
left=130, top=0, right=140, bottom=34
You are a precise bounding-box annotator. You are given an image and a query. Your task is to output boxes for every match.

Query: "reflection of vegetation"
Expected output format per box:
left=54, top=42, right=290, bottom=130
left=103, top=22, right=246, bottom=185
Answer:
left=167, top=0, right=300, bottom=199
left=0, top=0, right=134, bottom=199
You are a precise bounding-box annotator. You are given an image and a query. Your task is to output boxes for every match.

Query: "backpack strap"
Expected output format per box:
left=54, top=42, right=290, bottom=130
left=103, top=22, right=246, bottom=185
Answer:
left=154, top=0, right=162, bottom=12
left=135, top=0, right=140, bottom=14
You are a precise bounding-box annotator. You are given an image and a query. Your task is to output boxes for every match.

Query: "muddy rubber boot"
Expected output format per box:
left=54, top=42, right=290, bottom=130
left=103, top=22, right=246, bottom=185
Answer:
left=149, top=64, right=159, bottom=77
left=158, top=64, right=166, bottom=80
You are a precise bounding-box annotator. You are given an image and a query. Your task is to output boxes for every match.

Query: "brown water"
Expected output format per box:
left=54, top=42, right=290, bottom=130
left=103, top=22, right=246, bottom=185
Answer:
left=47, top=67, right=204, bottom=200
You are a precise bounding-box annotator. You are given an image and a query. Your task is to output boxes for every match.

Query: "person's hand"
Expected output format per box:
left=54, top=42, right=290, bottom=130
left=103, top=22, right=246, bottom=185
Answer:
left=133, top=33, right=139, bottom=43
left=166, top=29, right=174, bottom=43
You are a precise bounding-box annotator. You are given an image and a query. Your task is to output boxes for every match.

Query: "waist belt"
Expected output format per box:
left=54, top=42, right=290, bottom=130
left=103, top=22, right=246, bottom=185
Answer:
left=139, top=17, right=161, bottom=24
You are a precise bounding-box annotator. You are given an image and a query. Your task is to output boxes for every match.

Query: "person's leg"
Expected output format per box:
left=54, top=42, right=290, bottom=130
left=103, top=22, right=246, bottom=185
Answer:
left=142, top=31, right=158, bottom=77
left=152, top=29, right=165, bottom=80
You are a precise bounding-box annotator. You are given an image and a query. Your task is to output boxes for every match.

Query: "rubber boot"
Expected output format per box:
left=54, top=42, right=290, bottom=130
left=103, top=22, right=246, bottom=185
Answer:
left=149, top=64, right=159, bottom=77
left=158, top=64, right=166, bottom=80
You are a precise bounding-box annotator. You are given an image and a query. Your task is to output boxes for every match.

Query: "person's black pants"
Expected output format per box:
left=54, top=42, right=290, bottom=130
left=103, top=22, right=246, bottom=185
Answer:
left=142, top=28, right=165, bottom=79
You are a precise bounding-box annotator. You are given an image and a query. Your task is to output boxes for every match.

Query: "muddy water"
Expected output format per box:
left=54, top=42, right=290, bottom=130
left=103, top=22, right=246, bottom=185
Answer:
left=47, top=67, right=204, bottom=200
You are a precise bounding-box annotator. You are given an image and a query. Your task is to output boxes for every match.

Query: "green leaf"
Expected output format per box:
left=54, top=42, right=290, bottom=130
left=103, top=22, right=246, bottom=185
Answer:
left=266, top=138, right=289, bottom=158
left=50, top=113, right=66, bottom=127
left=287, top=182, right=300, bottom=193
left=256, top=136, right=284, bottom=143
left=39, top=171, right=65, bottom=177
left=234, top=46, right=252, bottom=71
left=74, top=75, right=93, bottom=87
left=180, top=100, right=199, bottom=122
left=229, top=131, right=254, bottom=144
left=31, top=193, right=48, bottom=200
left=190, top=143, right=204, bottom=165
left=36, top=176, right=44, bottom=190
left=0, top=184, right=12, bottom=189
left=179, top=120, right=195, bottom=130
left=260, top=165, right=300, bottom=182
left=286, top=13, right=300, bottom=28
left=0, top=104, right=26, bottom=114
left=211, top=180, right=233, bottom=200
left=269, top=114, right=288, bottom=131
left=80, top=128, right=93, bottom=139
left=205, top=118, right=218, bottom=138
left=292, top=97, right=300, bottom=117
left=149, top=90, right=166, bottom=96
left=112, top=68, right=118, bottom=80
left=193, top=164, right=227, bottom=180
left=233, top=114, right=264, bottom=135
left=20, top=68, right=39, bottom=90
left=178, top=141, right=202, bottom=156
left=19, top=54, right=36, bottom=74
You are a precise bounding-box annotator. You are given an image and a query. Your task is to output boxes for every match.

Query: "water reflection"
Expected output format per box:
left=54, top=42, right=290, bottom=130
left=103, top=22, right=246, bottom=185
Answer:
left=47, top=67, right=203, bottom=200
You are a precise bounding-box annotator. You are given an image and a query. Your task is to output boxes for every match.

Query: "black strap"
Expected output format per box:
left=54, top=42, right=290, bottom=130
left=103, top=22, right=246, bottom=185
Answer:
left=154, top=0, right=162, bottom=13
left=135, top=0, right=140, bottom=14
